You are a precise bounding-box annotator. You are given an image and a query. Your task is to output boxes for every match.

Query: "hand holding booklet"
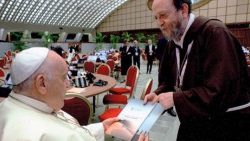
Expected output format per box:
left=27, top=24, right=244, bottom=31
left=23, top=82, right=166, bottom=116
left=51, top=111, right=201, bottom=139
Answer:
left=106, top=99, right=164, bottom=141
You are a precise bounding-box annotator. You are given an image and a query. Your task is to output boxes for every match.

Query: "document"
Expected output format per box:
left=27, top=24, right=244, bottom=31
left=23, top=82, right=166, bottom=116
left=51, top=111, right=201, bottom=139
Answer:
left=106, top=99, right=164, bottom=141
left=66, top=87, right=86, bottom=94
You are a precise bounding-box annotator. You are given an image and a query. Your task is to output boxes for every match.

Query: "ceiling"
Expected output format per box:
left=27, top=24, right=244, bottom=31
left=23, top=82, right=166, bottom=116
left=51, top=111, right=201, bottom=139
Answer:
left=0, top=0, right=128, bottom=30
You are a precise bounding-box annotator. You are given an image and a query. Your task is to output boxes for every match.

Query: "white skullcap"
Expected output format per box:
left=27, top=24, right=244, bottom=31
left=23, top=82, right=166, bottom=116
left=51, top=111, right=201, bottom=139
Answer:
left=11, top=47, right=49, bottom=85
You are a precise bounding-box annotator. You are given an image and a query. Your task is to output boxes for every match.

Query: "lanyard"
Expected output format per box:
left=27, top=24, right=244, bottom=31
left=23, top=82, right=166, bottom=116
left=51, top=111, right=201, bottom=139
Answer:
left=175, top=41, right=193, bottom=89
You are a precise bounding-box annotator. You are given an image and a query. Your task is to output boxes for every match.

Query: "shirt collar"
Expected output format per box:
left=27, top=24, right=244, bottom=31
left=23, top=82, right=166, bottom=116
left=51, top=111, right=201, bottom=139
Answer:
left=174, top=13, right=195, bottom=48
left=9, top=92, right=54, bottom=113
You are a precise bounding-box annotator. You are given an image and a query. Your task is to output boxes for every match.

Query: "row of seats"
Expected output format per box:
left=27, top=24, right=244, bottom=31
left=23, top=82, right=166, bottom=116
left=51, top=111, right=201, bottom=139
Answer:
left=63, top=65, right=153, bottom=126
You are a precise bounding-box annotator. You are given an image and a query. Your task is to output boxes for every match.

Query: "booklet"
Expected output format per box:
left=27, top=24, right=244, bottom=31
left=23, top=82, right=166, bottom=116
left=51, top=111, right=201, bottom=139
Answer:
left=106, top=99, right=164, bottom=141
left=66, top=87, right=86, bottom=94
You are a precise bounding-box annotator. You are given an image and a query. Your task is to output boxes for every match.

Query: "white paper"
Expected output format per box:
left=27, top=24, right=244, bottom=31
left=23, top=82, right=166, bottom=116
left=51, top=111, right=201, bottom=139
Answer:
left=106, top=99, right=164, bottom=141
left=66, top=87, right=86, bottom=94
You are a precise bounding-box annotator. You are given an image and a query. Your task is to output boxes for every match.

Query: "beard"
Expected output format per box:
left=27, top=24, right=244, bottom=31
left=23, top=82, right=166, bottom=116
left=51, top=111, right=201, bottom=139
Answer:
left=160, top=16, right=183, bottom=41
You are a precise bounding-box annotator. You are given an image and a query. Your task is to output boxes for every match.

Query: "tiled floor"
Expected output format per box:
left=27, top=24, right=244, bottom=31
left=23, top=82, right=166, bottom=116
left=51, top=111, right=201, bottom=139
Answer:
left=90, top=60, right=180, bottom=141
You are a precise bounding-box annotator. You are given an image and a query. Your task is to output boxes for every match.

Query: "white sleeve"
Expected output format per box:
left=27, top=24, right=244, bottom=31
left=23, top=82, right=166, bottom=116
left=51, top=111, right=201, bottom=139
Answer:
left=84, top=123, right=105, bottom=141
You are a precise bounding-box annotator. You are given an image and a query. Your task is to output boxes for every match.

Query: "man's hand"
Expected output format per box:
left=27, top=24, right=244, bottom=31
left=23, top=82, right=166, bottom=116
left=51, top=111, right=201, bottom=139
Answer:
left=143, top=92, right=159, bottom=104
left=144, top=92, right=174, bottom=110
left=158, top=92, right=174, bottom=109
left=102, top=117, right=120, bottom=132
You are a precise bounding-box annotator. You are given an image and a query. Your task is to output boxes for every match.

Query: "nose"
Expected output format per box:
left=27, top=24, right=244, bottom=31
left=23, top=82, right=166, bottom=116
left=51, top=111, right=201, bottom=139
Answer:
left=156, top=18, right=164, bottom=27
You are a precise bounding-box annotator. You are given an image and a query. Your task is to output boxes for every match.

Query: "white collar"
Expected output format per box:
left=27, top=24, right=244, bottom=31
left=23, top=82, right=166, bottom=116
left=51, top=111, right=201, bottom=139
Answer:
left=174, top=13, right=195, bottom=48
left=9, top=92, right=54, bottom=113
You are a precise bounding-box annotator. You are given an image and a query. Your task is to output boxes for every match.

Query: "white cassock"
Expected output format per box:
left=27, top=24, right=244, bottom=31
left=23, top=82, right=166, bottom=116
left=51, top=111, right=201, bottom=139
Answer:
left=0, top=92, right=104, bottom=141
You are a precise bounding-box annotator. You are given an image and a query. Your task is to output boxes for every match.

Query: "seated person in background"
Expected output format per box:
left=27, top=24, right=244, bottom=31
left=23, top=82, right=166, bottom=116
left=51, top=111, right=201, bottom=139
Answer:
left=0, top=47, right=148, bottom=141
left=51, top=46, right=64, bottom=57
left=96, top=56, right=102, bottom=63
left=113, top=49, right=120, bottom=60
left=67, top=45, right=76, bottom=63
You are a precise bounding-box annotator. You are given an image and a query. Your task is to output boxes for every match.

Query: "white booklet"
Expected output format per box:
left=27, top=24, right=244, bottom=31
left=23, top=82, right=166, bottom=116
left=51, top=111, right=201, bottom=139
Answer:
left=106, top=99, right=164, bottom=141
left=66, top=87, right=86, bottom=94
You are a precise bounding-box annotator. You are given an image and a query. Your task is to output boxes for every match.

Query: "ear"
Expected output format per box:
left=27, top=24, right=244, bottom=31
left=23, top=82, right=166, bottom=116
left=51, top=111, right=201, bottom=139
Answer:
left=35, top=74, right=47, bottom=95
left=181, top=3, right=189, bottom=18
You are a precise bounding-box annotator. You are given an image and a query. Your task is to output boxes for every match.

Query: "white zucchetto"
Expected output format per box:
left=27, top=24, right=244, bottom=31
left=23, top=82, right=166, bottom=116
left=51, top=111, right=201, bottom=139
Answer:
left=11, top=47, right=49, bottom=85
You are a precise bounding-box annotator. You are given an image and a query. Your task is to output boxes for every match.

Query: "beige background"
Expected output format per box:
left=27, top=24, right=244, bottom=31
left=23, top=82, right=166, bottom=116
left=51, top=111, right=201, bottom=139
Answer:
left=97, top=0, right=250, bottom=32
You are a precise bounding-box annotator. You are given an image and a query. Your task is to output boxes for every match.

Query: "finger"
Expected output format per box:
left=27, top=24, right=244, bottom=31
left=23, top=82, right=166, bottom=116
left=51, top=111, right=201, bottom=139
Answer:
left=138, top=134, right=145, bottom=141
left=152, top=96, right=159, bottom=103
left=143, top=95, right=150, bottom=104
left=144, top=93, right=156, bottom=104
left=104, top=117, right=119, bottom=125
left=112, top=117, right=120, bottom=121
left=138, top=132, right=149, bottom=141
left=144, top=133, right=149, bottom=141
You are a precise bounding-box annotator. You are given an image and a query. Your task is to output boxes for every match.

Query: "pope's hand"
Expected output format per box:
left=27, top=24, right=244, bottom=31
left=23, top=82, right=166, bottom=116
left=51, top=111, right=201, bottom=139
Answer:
left=138, top=133, right=149, bottom=141
left=102, top=117, right=120, bottom=132
left=143, top=92, right=159, bottom=104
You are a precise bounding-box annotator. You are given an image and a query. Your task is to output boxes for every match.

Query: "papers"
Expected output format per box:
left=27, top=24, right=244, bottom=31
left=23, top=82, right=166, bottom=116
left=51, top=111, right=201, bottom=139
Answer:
left=87, top=55, right=98, bottom=62
left=66, top=87, right=86, bottom=94
left=106, top=99, right=164, bottom=141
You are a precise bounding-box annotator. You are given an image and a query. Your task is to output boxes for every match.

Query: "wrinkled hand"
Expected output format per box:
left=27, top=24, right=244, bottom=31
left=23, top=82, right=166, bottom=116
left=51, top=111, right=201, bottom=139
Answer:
left=143, top=92, right=159, bottom=104
left=102, top=117, right=120, bottom=132
left=138, top=133, right=149, bottom=141
left=158, top=92, right=174, bottom=110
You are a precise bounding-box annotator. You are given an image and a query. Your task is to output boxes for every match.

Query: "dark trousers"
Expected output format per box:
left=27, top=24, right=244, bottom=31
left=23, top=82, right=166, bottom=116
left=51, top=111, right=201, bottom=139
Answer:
left=147, top=55, right=154, bottom=73
left=133, top=56, right=140, bottom=69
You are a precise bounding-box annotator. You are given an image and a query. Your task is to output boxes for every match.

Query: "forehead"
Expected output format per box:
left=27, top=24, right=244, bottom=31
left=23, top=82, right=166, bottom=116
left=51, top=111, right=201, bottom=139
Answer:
left=152, top=0, right=175, bottom=14
left=50, top=52, right=68, bottom=73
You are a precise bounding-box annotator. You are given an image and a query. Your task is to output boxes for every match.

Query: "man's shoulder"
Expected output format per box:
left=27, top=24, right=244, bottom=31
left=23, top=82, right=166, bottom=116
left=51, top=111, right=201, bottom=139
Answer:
left=195, top=16, right=227, bottom=31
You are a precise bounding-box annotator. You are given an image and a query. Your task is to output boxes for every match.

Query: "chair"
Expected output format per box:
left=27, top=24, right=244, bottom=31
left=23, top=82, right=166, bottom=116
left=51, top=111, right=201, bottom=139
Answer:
left=62, top=94, right=92, bottom=125
left=5, top=50, right=12, bottom=57
left=0, top=58, right=5, bottom=68
left=108, top=65, right=139, bottom=98
left=0, top=69, right=11, bottom=97
left=106, top=59, right=115, bottom=76
left=96, top=63, right=111, bottom=76
left=0, top=68, right=4, bottom=77
left=62, top=52, right=68, bottom=59
left=0, top=68, right=5, bottom=84
left=95, top=63, right=111, bottom=106
left=140, top=78, right=153, bottom=100
left=71, top=53, right=80, bottom=62
left=0, top=56, right=8, bottom=69
left=112, top=56, right=118, bottom=61
left=142, top=52, right=147, bottom=61
left=5, top=51, right=13, bottom=65
left=107, top=54, right=113, bottom=60
left=98, top=78, right=153, bottom=122
left=83, top=61, right=95, bottom=73
left=82, top=54, right=88, bottom=59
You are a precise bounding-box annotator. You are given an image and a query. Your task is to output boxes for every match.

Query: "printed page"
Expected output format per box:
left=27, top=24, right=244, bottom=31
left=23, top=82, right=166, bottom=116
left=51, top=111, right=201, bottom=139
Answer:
left=118, top=99, right=156, bottom=134
left=66, top=87, right=86, bottom=94
left=106, top=99, right=158, bottom=140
